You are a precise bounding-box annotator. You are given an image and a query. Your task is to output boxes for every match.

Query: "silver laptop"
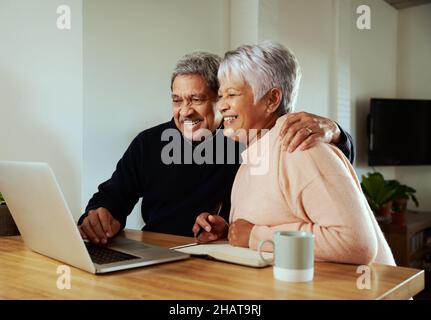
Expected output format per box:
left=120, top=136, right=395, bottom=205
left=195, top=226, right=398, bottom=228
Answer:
left=0, top=161, right=189, bottom=274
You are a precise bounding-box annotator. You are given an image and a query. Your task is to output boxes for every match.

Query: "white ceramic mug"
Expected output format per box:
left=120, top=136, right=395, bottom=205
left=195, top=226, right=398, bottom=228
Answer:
left=258, top=231, right=314, bottom=282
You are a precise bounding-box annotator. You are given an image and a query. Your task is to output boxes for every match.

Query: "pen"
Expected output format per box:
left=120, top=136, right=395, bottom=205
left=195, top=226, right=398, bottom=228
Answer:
left=195, top=202, right=222, bottom=239
left=170, top=242, right=199, bottom=250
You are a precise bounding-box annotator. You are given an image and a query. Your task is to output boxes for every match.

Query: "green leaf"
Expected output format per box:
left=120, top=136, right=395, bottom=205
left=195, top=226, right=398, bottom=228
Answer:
left=411, top=194, right=419, bottom=207
left=360, top=172, right=420, bottom=210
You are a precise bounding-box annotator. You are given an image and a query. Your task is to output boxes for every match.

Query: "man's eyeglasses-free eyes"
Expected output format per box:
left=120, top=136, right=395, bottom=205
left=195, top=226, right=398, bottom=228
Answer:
left=171, top=96, right=214, bottom=108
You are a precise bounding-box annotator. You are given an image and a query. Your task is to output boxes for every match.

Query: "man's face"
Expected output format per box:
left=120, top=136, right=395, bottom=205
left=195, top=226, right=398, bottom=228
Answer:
left=172, top=74, right=221, bottom=141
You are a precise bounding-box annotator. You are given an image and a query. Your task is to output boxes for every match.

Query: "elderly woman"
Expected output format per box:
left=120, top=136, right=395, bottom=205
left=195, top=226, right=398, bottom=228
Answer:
left=193, top=41, right=395, bottom=265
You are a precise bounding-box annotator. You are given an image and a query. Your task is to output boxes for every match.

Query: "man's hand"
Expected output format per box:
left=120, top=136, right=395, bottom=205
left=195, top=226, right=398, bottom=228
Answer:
left=279, top=111, right=341, bottom=152
left=192, top=212, right=228, bottom=243
left=78, top=207, right=121, bottom=245
left=228, top=219, right=254, bottom=248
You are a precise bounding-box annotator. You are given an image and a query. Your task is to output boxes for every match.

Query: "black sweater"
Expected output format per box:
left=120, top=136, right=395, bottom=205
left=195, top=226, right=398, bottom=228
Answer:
left=79, top=119, right=354, bottom=237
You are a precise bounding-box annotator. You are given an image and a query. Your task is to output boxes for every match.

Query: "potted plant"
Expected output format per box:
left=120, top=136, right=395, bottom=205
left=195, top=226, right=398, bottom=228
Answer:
left=387, top=180, right=419, bottom=225
left=361, top=172, right=420, bottom=225
left=360, top=172, right=398, bottom=223
left=0, top=191, right=20, bottom=236
left=387, top=180, right=419, bottom=212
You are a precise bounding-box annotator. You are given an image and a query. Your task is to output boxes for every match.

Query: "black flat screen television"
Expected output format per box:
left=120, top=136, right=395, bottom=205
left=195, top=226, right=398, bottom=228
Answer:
left=368, top=98, right=431, bottom=166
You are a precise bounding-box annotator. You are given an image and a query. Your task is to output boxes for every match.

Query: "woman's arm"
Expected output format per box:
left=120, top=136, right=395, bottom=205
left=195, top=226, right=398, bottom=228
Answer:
left=250, top=175, right=378, bottom=264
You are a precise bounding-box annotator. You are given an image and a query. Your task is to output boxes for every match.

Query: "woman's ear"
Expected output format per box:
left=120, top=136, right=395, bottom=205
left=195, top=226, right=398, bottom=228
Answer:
left=266, top=88, right=282, bottom=114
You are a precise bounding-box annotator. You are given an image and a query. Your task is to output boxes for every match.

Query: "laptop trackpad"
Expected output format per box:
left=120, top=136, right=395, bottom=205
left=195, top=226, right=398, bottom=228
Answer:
left=108, top=237, right=152, bottom=251
left=107, top=236, right=180, bottom=259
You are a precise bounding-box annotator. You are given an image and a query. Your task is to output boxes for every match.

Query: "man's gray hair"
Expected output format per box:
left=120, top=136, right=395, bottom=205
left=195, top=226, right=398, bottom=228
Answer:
left=218, top=41, right=301, bottom=115
left=171, top=51, right=222, bottom=94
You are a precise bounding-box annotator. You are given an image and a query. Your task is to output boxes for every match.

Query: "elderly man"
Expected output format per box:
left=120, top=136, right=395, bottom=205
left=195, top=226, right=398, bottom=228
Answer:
left=78, top=51, right=354, bottom=244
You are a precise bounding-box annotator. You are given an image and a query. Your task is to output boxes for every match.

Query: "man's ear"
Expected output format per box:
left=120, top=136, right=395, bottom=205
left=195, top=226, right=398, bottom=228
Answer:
left=265, top=88, right=282, bottom=114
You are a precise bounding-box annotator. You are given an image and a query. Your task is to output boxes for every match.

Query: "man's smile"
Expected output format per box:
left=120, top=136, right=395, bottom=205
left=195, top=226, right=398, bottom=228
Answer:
left=182, top=119, right=203, bottom=130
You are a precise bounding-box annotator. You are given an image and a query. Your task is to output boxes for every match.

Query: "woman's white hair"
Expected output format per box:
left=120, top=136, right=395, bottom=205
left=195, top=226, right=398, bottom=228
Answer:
left=218, top=41, right=301, bottom=115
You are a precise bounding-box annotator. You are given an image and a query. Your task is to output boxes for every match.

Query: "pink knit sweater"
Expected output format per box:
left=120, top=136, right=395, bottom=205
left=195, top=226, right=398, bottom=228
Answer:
left=230, top=115, right=395, bottom=266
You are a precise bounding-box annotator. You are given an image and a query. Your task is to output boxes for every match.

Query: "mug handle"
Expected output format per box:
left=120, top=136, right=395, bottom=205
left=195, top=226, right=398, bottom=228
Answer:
left=257, top=239, right=274, bottom=266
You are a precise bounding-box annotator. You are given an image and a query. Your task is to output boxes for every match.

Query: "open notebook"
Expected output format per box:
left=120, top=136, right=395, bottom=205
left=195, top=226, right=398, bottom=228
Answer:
left=172, top=241, right=273, bottom=268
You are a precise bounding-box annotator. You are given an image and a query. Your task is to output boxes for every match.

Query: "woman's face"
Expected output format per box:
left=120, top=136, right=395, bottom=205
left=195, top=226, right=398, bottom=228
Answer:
left=217, top=76, right=269, bottom=142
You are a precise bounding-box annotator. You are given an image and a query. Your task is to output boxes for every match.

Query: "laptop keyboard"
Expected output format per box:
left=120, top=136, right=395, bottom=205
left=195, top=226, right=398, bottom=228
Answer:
left=85, top=242, right=140, bottom=265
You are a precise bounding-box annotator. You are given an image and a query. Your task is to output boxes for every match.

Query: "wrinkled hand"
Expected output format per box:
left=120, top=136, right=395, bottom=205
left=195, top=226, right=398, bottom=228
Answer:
left=78, top=207, right=121, bottom=245
left=279, top=111, right=341, bottom=152
left=228, top=219, right=254, bottom=248
left=192, top=212, right=228, bottom=243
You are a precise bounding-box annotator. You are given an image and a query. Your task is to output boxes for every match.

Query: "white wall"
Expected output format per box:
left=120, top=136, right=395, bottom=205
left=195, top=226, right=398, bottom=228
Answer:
left=83, top=0, right=230, bottom=228
left=275, top=0, right=334, bottom=118
left=396, top=4, right=431, bottom=211
left=0, top=0, right=83, bottom=218
left=258, top=0, right=280, bottom=42
left=230, top=0, right=259, bottom=48
left=397, top=4, right=431, bottom=100
left=331, top=0, right=353, bottom=133
left=350, top=0, right=398, bottom=180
